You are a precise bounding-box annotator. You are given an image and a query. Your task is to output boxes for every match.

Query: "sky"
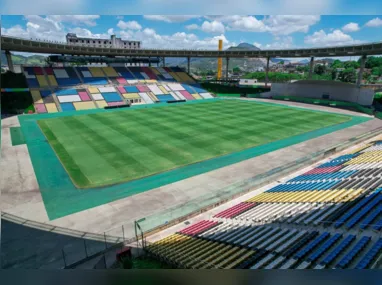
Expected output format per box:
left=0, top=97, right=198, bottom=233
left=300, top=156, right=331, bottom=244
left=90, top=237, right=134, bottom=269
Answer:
left=2, top=15, right=382, bottom=53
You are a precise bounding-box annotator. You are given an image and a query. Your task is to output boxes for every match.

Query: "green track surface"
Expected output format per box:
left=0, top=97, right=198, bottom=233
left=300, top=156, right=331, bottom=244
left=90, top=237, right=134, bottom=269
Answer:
left=18, top=99, right=371, bottom=219
left=38, top=99, right=351, bottom=188
left=10, top=127, right=26, bottom=146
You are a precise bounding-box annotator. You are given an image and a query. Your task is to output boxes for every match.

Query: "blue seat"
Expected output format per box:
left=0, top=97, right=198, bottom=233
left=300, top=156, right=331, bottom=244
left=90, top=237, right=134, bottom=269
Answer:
left=345, top=195, right=382, bottom=229
left=60, top=103, right=75, bottom=112
left=307, top=233, right=342, bottom=262
left=294, top=232, right=330, bottom=259
left=283, top=231, right=319, bottom=258
left=156, top=94, right=176, bottom=102
left=320, top=235, right=356, bottom=266
left=355, top=238, right=382, bottom=269
left=374, top=218, right=382, bottom=231
left=335, top=193, right=380, bottom=228
left=336, top=236, right=371, bottom=268
left=360, top=206, right=382, bottom=229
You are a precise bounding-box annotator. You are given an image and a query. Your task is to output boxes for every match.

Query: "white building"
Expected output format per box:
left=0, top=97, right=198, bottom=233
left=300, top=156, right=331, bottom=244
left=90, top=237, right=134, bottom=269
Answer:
left=66, top=33, right=141, bottom=49
left=239, top=79, right=258, bottom=85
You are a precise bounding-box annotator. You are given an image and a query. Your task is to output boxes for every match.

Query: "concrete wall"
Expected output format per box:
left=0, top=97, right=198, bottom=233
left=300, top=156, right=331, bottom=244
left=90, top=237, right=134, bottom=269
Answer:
left=266, top=80, right=374, bottom=106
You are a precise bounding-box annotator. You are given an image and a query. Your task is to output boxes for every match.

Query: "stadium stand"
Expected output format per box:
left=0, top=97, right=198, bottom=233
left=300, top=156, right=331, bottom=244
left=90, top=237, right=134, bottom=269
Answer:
left=146, top=141, right=382, bottom=269
left=21, top=66, right=213, bottom=113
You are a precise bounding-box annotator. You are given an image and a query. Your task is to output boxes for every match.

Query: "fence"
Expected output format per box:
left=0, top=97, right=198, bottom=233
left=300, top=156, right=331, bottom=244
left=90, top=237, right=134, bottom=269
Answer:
left=270, top=95, right=375, bottom=115
left=1, top=212, right=134, bottom=269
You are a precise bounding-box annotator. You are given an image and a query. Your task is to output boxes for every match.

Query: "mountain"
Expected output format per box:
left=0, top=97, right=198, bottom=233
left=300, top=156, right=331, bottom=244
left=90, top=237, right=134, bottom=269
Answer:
left=299, top=59, right=310, bottom=64
left=270, top=58, right=291, bottom=64
left=227, top=43, right=261, bottom=51
left=1, top=52, right=47, bottom=66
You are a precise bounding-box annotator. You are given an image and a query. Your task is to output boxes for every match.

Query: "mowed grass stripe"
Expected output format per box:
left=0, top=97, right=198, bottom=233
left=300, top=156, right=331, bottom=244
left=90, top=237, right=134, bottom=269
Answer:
left=39, top=100, right=352, bottom=188
left=37, top=120, right=91, bottom=187
left=61, top=116, right=149, bottom=187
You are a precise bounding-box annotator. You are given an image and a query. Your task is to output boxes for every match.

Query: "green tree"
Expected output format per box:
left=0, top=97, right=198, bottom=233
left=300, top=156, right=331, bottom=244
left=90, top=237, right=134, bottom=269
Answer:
left=339, top=68, right=357, bottom=83
left=371, top=66, right=382, bottom=77
left=331, top=59, right=344, bottom=69
left=233, top=66, right=242, bottom=73
left=344, top=61, right=360, bottom=69
left=314, top=64, right=326, bottom=75
left=364, top=56, right=382, bottom=69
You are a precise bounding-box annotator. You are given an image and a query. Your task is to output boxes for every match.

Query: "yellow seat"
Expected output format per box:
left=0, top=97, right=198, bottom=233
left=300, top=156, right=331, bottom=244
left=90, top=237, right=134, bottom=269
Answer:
left=73, top=101, right=97, bottom=110
left=45, top=103, right=58, bottom=113
left=48, top=75, right=58, bottom=86
left=96, top=100, right=108, bottom=108
left=88, top=87, right=99, bottom=94
left=89, top=67, right=105, bottom=77
left=36, top=75, right=49, bottom=87
left=30, top=90, right=43, bottom=103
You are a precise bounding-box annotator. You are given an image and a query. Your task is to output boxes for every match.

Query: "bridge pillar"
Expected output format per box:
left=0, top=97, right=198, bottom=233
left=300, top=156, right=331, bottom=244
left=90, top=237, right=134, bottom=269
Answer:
left=308, top=57, right=314, bottom=79
left=187, top=57, right=191, bottom=74
left=163, top=57, right=166, bottom=67
left=226, top=57, right=230, bottom=80
left=5, top=51, right=14, bottom=72
left=265, top=57, right=270, bottom=87
left=148, top=57, right=151, bottom=67
left=357, top=55, right=367, bottom=87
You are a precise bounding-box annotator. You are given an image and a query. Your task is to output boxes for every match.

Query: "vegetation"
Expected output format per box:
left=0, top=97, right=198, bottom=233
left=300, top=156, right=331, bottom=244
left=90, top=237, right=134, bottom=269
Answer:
left=243, top=71, right=331, bottom=82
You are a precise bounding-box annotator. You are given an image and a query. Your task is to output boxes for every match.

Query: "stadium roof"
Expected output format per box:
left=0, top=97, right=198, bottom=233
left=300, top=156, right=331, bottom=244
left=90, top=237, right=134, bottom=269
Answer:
left=2, top=35, right=382, bottom=58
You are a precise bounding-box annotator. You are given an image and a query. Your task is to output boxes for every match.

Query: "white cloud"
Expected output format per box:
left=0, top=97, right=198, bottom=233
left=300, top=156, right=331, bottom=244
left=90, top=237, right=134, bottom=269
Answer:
left=143, top=15, right=200, bottom=23
left=186, top=24, right=199, bottom=30
left=107, top=28, right=114, bottom=35
left=118, top=27, right=235, bottom=50
left=201, top=21, right=225, bottom=34
left=365, top=17, right=382, bottom=27
left=68, top=27, right=111, bottom=39
left=253, top=42, right=262, bottom=48
left=1, top=15, right=109, bottom=43
left=117, top=20, right=142, bottom=30
left=263, top=15, right=320, bottom=35
left=263, top=36, right=294, bottom=50
left=342, top=22, right=360, bottom=33
left=304, top=29, right=362, bottom=46
left=48, top=15, right=100, bottom=27
left=227, top=16, right=267, bottom=32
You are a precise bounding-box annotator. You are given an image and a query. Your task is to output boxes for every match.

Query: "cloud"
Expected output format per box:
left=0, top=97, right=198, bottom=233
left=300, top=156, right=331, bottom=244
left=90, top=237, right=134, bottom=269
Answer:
left=253, top=42, right=262, bottom=48
left=118, top=27, right=235, bottom=50
left=143, top=15, right=200, bottom=23
left=263, top=36, right=294, bottom=50
left=1, top=15, right=108, bottom=43
left=227, top=16, right=267, bottom=32
left=365, top=17, right=382, bottom=27
left=185, top=24, right=199, bottom=30
left=117, top=20, right=142, bottom=30
left=48, top=15, right=100, bottom=27
left=201, top=21, right=225, bottom=34
left=263, top=15, right=320, bottom=35
left=342, top=22, right=360, bottom=32
left=223, top=15, right=319, bottom=35
left=304, top=29, right=362, bottom=46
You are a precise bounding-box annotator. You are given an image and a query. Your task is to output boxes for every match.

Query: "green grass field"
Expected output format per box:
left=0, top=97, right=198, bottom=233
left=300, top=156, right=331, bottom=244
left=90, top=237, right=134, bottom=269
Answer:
left=37, top=100, right=350, bottom=189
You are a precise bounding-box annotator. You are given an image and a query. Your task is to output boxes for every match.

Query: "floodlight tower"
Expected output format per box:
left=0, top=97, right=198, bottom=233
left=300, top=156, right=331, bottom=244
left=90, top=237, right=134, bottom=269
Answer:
left=217, top=39, right=223, bottom=80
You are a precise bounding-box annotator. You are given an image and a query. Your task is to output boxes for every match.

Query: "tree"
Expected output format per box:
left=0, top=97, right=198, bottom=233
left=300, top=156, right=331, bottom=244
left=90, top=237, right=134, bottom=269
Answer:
left=314, top=64, right=326, bottom=75
left=344, top=61, right=360, bottom=69
left=371, top=66, right=382, bottom=77
left=339, top=68, right=357, bottom=83
left=364, top=56, right=382, bottom=69
left=331, top=59, right=344, bottom=69
left=232, top=66, right=242, bottom=73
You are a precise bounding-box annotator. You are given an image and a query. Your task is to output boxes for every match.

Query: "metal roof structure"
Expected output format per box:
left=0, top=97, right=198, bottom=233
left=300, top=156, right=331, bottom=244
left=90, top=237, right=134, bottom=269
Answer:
left=2, top=36, right=382, bottom=58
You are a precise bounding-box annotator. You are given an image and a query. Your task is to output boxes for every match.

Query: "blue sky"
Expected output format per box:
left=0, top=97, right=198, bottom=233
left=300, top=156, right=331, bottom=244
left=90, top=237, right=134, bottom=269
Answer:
left=2, top=15, right=382, bottom=54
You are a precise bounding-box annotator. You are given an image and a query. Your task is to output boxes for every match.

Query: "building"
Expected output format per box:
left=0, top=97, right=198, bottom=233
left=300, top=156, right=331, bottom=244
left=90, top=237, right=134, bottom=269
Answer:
left=66, top=33, right=141, bottom=49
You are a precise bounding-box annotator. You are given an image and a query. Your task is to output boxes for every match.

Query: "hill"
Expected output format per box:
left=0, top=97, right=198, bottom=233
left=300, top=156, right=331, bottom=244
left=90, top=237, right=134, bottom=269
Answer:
left=227, top=43, right=261, bottom=51
left=1, top=52, right=47, bottom=66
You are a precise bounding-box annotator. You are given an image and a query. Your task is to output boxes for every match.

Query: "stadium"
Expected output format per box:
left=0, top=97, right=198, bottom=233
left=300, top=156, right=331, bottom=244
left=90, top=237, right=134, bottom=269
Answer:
left=1, top=25, right=382, bottom=270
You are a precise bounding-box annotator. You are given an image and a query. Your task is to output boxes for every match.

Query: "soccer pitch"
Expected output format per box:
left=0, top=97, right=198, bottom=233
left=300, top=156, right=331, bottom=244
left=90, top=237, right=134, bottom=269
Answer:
left=38, top=99, right=351, bottom=189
